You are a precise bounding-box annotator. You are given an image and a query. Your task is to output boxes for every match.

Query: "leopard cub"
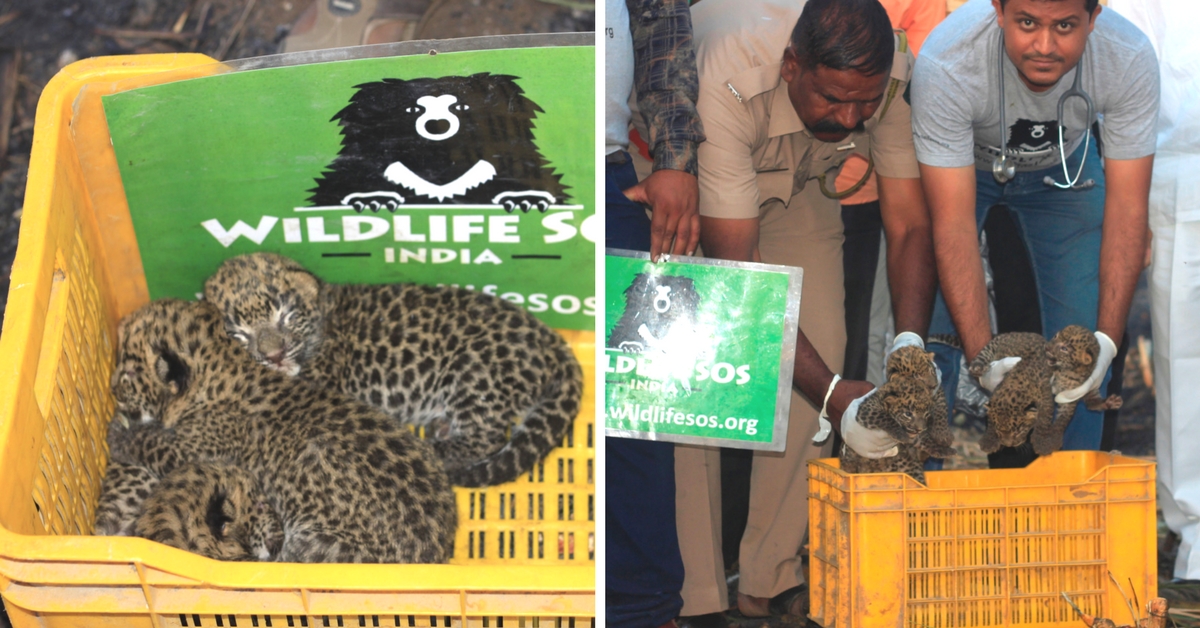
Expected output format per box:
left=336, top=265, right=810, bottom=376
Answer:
left=108, top=298, right=457, bottom=563
left=840, top=346, right=955, bottom=484
left=204, top=253, right=583, bottom=487
left=1036, top=325, right=1123, bottom=454
left=969, top=332, right=1052, bottom=454
left=133, top=462, right=283, bottom=561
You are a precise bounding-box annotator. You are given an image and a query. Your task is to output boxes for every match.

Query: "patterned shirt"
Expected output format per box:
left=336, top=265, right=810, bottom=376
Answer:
left=628, top=0, right=707, bottom=176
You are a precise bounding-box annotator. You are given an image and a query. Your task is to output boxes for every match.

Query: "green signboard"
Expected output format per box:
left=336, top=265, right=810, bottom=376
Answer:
left=102, top=35, right=594, bottom=330
left=603, top=250, right=802, bottom=451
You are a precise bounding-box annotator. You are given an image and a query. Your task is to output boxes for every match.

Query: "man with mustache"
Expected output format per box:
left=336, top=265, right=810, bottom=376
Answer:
left=910, top=0, right=1158, bottom=461
left=674, top=0, right=936, bottom=623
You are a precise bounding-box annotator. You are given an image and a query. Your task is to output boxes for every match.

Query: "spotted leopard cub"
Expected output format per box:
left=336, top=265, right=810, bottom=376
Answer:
left=107, top=298, right=457, bottom=563
left=1033, top=325, right=1124, bottom=455
left=133, top=462, right=283, bottom=561
left=94, top=455, right=158, bottom=536
left=969, top=332, right=1053, bottom=454
left=840, top=346, right=955, bottom=484
left=203, top=253, right=583, bottom=487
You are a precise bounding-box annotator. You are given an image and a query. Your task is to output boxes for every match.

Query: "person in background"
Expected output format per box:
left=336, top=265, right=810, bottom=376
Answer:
left=837, top=0, right=946, bottom=388
left=604, top=0, right=706, bottom=625
left=1108, top=0, right=1200, bottom=594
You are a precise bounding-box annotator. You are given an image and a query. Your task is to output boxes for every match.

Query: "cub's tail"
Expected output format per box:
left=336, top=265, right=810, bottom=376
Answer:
left=448, top=339, right=584, bottom=487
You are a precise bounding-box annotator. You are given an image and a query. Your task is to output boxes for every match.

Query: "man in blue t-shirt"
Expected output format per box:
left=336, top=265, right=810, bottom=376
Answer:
left=910, top=0, right=1159, bottom=457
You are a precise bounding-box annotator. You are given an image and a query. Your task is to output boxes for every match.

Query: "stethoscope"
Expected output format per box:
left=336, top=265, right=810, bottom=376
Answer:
left=991, top=32, right=1096, bottom=189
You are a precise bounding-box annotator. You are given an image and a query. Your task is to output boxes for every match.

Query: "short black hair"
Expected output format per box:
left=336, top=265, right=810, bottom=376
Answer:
left=998, top=0, right=1100, bottom=14
left=789, top=0, right=895, bottom=77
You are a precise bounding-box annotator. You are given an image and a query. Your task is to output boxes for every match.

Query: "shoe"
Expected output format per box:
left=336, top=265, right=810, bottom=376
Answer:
left=676, top=612, right=733, bottom=628
left=732, top=585, right=808, bottom=619
left=281, top=0, right=428, bottom=53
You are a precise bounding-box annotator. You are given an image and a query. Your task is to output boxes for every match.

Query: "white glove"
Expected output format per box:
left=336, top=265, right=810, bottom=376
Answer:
left=1055, top=331, right=1117, bottom=403
left=840, top=387, right=900, bottom=458
left=885, top=331, right=942, bottom=385
left=976, top=356, right=1021, bottom=393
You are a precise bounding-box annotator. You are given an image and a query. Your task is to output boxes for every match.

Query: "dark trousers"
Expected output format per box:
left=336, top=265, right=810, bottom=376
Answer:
left=605, top=153, right=685, bottom=627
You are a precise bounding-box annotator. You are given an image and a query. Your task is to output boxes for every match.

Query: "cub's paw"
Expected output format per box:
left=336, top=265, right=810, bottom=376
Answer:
left=106, top=414, right=135, bottom=463
left=340, top=192, right=404, bottom=212
left=1084, top=393, right=1123, bottom=412
left=492, top=191, right=555, bottom=213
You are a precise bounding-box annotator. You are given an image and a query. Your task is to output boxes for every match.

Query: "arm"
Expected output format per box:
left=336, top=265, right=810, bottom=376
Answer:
left=920, top=163, right=991, bottom=360
left=1096, top=155, right=1152, bottom=343
left=626, top=0, right=706, bottom=259
left=877, top=175, right=936, bottom=337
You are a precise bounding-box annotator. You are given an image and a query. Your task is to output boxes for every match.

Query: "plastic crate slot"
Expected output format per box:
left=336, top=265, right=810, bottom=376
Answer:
left=588, top=532, right=594, bottom=560
left=538, top=531, right=544, bottom=559
left=586, top=460, right=592, bottom=484
left=253, top=617, right=260, bottom=627
left=527, top=493, right=534, bottom=520
left=217, top=615, right=225, bottom=626
left=479, top=493, right=486, bottom=520
left=557, top=532, right=564, bottom=559
left=537, top=462, right=544, bottom=483
left=469, top=531, right=475, bottom=558
left=588, top=495, right=593, bottom=522
left=509, top=492, right=516, bottom=519
left=557, top=459, right=563, bottom=483
left=509, top=530, right=515, bottom=558
left=566, top=428, right=573, bottom=448
left=499, top=493, right=506, bottom=520
left=479, top=530, right=486, bottom=558
left=33, top=265, right=70, bottom=417
left=586, top=423, right=592, bottom=448
left=557, top=494, right=563, bottom=521
left=538, top=493, right=544, bottom=520
left=470, top=493, right=476, bottom=520
left=568, top=459, right=574, bottom=484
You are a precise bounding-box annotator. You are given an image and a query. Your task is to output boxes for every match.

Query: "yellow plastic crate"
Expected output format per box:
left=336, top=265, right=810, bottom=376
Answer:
left=808, top=452, right=1156, bottom=628
left=0, top=54, right=594, bottom=626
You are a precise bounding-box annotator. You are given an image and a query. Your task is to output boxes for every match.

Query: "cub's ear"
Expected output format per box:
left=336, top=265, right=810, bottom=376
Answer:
left=287, top=270, right=322, bottom=301
left=153, top=346, right=190, bottom=396
left=926, top=351, right=936, bottom=361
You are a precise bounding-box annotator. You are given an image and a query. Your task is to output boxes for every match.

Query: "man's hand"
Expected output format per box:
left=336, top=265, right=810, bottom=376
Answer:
left=622, top=169, right=700, bottom=261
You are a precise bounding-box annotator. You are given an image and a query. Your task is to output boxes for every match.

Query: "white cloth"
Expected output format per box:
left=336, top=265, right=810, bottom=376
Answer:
left=1109, top=0, right=1200, bottom=580
left=604, top=0, right=634, bottom=155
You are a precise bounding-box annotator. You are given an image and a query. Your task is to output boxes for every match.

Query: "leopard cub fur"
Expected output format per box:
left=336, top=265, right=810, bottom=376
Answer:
left=969, top=332, right=1052, bottom=454
left=203, top=253, right=583, bottom=488
left=840, top=346, right=955, bottom=484
left=133, top=462, right=283, bottom=561
left=107, top=298, right=457, bottom=563
left=94, top=455, right=158, bottom=536
left=1036, top=325, right=1123, bottom=454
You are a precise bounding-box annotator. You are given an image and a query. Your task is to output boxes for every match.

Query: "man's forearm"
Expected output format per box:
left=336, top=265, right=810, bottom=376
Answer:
left=1096, top=156, right=1153, bottom=343
left=920, top=164, right=991, bottom=360
left=878, top=176, right=936, bottom=337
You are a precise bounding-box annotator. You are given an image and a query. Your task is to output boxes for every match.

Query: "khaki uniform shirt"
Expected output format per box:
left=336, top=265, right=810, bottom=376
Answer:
left=692, top=0, right=921, bottom=220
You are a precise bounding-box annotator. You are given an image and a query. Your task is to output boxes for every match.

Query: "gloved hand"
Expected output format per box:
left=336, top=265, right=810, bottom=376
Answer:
left=1055, top=330, right=1117, bottom=403
left=813, top=376, right=898, bottom=458
left=978, top=356, right=1022, bottom=393
left=840, top=388, right=900, bottom=458
left=885, top=331, right=942, bottom=385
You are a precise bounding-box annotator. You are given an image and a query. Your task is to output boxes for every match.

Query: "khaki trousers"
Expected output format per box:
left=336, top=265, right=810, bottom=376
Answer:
left=677, top=187, right=845, bottom=614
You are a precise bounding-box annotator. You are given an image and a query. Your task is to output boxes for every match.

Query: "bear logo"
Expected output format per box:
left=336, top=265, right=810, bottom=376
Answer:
left=608, top=273, right=712, bottom=391
left=309, top=73, right=569, bottom=213
left=1007, top=118, right=1062, bottom=154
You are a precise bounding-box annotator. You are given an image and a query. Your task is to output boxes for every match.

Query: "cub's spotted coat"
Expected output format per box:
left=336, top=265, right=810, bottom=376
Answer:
left=107, top=298, right=457, bottom=563
left=133, top=462, right=284, bottom=561
left=969, top=332, right=1053, bottom=454
left=203, top=253, right=582, bottom=487
left=94, top=458, right=158, bottom=536
left=839, top=346, right=955, bottom=484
